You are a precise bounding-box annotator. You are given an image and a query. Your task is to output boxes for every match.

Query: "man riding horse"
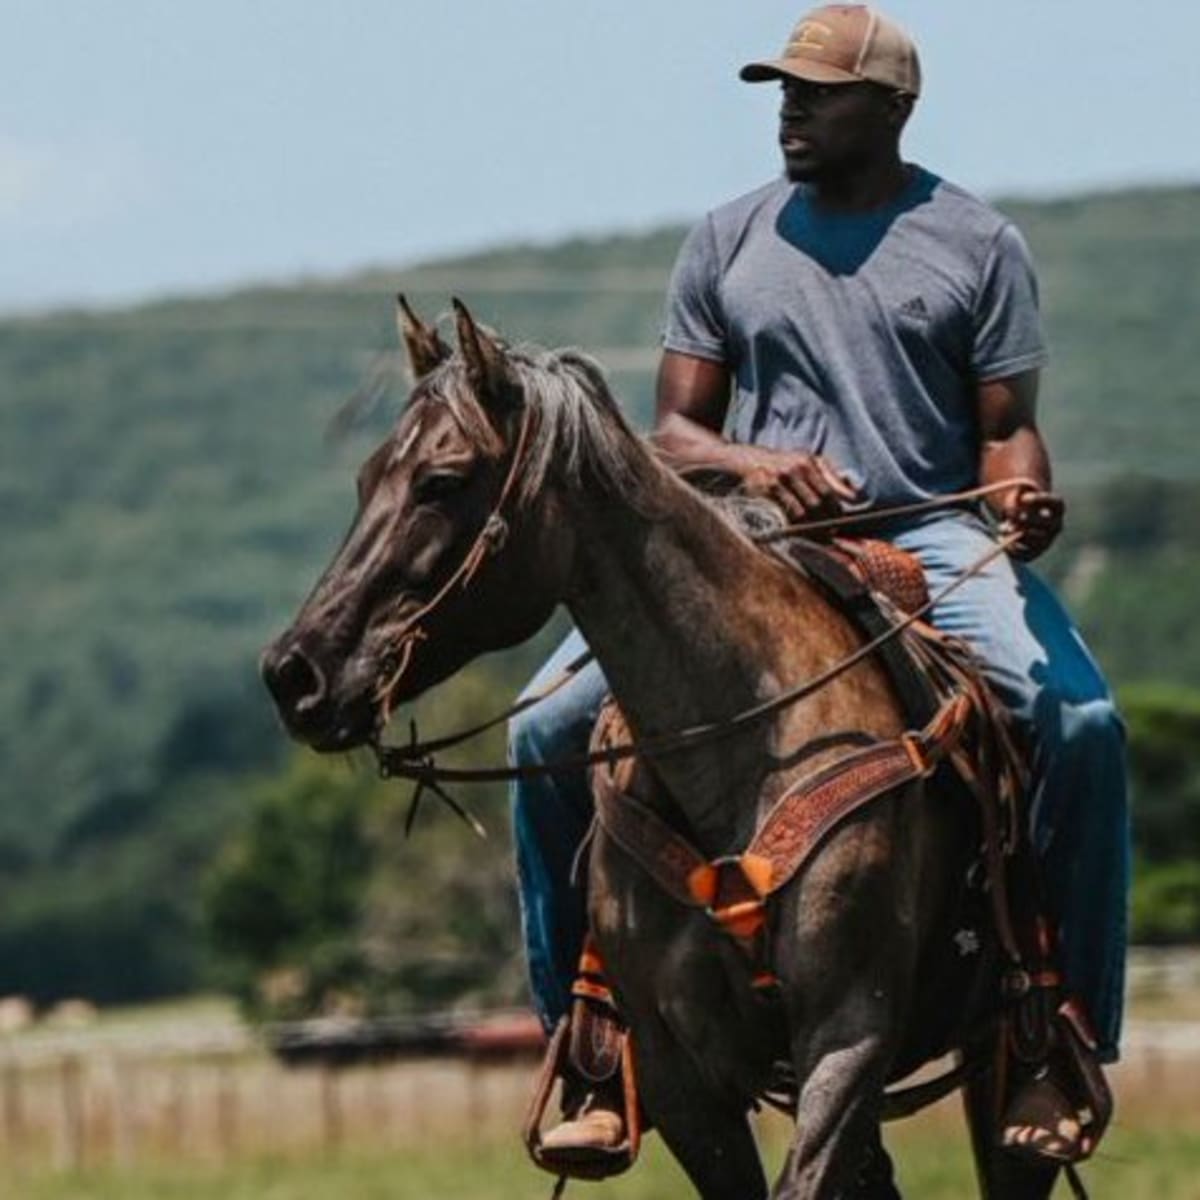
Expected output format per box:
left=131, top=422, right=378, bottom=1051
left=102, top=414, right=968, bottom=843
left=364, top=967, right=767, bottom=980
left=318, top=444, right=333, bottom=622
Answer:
left=512, top=3, right=1128, bottom=1172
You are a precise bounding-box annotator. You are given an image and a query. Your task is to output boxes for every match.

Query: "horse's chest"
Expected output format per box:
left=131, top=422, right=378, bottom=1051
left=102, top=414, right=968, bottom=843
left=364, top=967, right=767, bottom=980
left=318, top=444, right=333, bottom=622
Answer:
left=588, top=833, right=782, bottom=1097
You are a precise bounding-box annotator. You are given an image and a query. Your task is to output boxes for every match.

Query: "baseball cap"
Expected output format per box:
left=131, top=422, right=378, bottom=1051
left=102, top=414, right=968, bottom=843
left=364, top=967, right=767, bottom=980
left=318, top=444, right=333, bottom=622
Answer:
left=740, top=5, right=921, bottom=96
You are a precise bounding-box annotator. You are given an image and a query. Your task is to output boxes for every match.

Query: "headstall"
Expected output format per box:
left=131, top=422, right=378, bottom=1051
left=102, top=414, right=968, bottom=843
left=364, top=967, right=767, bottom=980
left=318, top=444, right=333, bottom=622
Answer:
left=371, top=406, right=536, bottom=728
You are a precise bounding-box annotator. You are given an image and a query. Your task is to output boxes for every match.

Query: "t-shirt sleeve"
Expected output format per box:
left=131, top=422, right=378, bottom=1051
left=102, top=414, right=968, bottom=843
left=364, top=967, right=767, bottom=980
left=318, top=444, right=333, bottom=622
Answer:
left=971, top=222, right=1048, bottom=382
left=661, top=215, right=728, bottom=363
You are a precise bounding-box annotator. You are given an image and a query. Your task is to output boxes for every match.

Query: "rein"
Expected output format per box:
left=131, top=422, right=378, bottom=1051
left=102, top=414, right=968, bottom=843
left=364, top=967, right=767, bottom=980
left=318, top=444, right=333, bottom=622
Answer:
left=372, top=506, right=1027, bottom=790
left=756, top=476, right=1043, bottom=541
left=372, top=475, right=1040, bottom=782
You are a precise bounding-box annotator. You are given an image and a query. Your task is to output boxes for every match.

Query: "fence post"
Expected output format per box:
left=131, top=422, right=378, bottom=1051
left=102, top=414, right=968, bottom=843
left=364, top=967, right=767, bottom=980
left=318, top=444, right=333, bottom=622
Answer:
left=409, top=1062, right=428, bottom=1146
left=2, top=1054, right=24, bottom=1168
left=319, top=1065, right=343, bottom=1154
left=366, top=1057, right=389, bottom=1139
left=466, top=1058, right=487, bottom=1152
left=57, top=1056, right=85, bottom=1172
left=111, top=1054, right=135, bottom=1168
left=216, top=1056, right=238, bottom=1164
left=166, top=1061, right=188, bottom=1160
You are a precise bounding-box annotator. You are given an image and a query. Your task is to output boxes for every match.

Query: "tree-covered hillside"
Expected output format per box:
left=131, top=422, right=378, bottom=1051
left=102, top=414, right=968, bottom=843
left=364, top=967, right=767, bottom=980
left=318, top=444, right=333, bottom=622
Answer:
left=2, top=184, right=1199, bottom=1003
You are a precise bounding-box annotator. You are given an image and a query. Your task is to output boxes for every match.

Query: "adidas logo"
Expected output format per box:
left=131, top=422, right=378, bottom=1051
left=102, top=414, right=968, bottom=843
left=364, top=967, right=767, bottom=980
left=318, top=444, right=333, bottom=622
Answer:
left=897, top=296, right=930, bottom=321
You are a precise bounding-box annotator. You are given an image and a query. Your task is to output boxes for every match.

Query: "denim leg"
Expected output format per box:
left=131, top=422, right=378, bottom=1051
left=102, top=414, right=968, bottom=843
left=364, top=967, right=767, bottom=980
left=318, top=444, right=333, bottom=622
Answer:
left=891, top=514, right=1129, bottom=1059
left=509, top=629, right=610, bottom=1033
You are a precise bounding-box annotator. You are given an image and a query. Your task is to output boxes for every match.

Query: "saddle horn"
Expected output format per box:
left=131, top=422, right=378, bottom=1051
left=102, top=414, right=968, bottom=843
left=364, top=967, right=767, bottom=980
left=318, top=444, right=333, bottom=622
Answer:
left=395, top=294, right=451, bottom=381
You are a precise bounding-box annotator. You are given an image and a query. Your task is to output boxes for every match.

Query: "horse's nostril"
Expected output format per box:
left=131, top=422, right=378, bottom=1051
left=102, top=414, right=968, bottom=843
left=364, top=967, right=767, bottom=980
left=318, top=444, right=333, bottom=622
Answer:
left=277, top=648, right=328, bottom=714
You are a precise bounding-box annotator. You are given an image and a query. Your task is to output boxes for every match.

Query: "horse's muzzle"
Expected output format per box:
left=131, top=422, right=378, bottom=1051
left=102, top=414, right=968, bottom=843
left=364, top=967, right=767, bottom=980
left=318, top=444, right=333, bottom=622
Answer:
left=260, top=639, right=346, bottom=748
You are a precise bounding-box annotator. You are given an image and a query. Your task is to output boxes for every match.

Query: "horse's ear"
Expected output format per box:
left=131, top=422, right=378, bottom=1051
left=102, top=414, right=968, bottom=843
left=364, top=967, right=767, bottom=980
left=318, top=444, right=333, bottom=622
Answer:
left=452, top=297, right=520, bottom=413
left=395, top=294, right=451, bottom=381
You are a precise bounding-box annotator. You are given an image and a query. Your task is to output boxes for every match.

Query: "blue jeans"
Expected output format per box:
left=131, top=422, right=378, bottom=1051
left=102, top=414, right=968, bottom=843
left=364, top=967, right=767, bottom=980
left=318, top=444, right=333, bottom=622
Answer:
left=509, top=512, right=1129, bottom=1059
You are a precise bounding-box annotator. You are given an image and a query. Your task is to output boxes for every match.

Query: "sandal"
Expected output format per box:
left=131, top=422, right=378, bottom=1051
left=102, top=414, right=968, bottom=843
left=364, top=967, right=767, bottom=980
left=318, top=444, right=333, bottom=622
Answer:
left=1000, top=1075, right=1087, bottom=1164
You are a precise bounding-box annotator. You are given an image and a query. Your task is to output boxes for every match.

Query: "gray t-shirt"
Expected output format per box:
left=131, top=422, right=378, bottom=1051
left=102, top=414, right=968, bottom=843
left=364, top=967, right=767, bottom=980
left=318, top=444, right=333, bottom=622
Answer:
left=662, top=167, right=1047, bottom=507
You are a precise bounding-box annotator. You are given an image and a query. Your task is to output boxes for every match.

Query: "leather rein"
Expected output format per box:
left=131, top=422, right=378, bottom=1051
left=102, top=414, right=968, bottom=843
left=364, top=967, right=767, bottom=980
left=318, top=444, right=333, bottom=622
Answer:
left=367, top=438, right=1038, bottom=788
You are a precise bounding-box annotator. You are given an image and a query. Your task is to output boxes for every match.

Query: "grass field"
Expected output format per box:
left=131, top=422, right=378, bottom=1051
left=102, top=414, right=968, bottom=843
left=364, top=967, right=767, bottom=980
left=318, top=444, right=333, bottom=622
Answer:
left=2, top=958, right=1198, bottom=1197
left=5, top=1056, right=1198, bottom=1200
left=8, top=1123, right=1200, bottom=1200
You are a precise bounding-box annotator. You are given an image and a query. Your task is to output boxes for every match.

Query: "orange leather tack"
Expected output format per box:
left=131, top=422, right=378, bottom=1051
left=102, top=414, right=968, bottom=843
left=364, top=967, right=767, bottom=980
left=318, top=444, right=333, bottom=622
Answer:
left=579, top=945, right=606, bottom=977
left=900, top=732, right=930, bottom=776
left=687, top=863, right=719, bottom=906
left=713, top=899, right=766, bottom=941
left=571, top=977, right=615, bottom=1004
left=828, top=537, right=930, bottom=615
left=739, top=852, right=774, bottom=897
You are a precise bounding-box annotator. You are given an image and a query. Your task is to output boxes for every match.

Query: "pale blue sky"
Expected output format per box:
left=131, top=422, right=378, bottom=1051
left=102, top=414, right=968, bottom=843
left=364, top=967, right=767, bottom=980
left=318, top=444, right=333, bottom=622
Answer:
left=4, top=0, right=1198, bottom=313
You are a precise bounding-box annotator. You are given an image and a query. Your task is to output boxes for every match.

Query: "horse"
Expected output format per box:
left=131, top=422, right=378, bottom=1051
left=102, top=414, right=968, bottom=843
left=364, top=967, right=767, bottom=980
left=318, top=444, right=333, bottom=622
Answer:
left=260, top=298, right=1063, bottom=1200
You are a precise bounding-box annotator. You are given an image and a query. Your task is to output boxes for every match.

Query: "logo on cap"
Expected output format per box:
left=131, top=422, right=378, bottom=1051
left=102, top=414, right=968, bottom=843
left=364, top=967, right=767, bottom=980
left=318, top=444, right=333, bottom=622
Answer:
left=791, top=20, right=832, bottom=52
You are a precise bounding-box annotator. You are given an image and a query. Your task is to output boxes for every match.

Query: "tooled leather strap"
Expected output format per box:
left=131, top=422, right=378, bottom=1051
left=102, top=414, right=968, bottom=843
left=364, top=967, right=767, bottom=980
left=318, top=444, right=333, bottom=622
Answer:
left=746, top=691, right=972, bottom=893
left=591, top=774, right=708, bottom=909
left=593, top=692, right=973, bottom=915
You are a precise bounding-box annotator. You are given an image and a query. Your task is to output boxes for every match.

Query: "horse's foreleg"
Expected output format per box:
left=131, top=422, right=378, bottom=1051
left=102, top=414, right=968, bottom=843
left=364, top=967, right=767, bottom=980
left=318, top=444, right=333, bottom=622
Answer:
left=633, top=1014, right=768, bottom=1200
left=772, top=1028, right=898, bottom=1199
left=769, top=808, right=917, bottom=1199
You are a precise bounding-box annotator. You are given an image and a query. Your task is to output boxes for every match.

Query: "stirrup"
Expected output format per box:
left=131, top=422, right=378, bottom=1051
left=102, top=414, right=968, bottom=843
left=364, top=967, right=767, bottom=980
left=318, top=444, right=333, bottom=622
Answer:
left=1001, top=1074, right=1087, bottom=1163
left=999, top=991, right=1113, bottom=1165
left=523, top=940, right=642, bottom=1182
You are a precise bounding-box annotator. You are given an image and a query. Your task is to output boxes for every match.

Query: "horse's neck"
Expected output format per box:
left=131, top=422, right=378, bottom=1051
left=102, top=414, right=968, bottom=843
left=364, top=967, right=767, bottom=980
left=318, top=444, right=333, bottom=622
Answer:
left=561, top=461, right=878, bottom=852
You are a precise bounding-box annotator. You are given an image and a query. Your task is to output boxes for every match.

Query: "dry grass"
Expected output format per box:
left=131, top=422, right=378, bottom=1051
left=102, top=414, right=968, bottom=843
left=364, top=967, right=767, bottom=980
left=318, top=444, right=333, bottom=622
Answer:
left=0, top=1047, right=1195, bottom=1198
left=5, top=1124, right=1199, bottom=1200
left=0, top=958, right=1197, bottom=1195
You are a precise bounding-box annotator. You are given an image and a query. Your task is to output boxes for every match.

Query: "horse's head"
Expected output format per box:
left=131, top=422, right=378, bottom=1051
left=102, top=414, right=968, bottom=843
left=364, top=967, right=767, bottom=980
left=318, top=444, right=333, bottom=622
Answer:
left=261, top=298, right=574, bottom=752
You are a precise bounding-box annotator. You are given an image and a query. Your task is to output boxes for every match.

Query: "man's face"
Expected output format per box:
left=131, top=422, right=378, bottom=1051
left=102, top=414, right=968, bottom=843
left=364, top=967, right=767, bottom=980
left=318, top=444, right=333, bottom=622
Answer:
left=777, top=77, right=905, bottom=183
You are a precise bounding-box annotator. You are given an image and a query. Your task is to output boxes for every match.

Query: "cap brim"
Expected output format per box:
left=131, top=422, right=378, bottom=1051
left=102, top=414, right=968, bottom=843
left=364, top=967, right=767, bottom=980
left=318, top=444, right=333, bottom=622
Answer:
left=739, top=58, right=862, bottom=85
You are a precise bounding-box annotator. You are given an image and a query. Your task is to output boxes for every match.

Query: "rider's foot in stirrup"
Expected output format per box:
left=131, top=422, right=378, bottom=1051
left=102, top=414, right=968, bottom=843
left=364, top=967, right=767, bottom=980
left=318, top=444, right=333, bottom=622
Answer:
left=1000, top=1073, right=1088, bottom=1163
left=540, top=1075, right=625, bottom=1160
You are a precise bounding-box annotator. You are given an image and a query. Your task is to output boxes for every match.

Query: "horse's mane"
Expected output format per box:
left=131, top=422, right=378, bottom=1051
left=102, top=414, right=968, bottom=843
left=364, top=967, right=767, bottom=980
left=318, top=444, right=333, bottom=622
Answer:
left=421, top=345, right=666, bottom=515
left=416, top=341, right=793, bottom=539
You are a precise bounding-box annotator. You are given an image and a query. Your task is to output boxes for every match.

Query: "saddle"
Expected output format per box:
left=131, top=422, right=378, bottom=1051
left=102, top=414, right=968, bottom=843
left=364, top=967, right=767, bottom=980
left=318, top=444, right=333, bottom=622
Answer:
left=524, top=536, right=1111, bottom=1182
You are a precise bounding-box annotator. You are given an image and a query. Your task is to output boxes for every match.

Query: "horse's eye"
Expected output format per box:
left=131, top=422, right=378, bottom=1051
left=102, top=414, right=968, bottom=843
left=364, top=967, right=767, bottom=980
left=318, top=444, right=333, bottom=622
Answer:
left=414, top=471, right=468, bottom=506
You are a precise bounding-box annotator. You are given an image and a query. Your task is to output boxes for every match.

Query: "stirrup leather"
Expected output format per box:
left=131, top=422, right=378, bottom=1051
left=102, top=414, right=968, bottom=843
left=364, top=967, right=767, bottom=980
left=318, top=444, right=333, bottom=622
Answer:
left=523, top=938, right=642, bottom=1182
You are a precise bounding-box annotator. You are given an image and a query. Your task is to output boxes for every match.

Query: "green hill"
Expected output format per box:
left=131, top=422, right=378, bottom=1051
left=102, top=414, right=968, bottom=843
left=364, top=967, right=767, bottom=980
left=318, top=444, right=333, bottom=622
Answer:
left=2, top=182, right=1200, bottom=1002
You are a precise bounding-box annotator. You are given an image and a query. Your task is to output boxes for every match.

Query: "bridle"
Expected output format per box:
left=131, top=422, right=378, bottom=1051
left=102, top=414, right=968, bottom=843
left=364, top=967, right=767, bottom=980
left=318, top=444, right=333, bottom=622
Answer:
left=370, top=405, right=537, bottom=728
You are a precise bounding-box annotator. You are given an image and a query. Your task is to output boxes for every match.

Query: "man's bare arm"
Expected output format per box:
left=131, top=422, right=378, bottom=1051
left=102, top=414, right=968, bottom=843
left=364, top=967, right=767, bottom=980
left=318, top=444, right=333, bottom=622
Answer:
left=652, top=350, right=857, bottom=520
left=977, top=370, right=1064, bottom=560
left=653, top=349, right=737, bottom=459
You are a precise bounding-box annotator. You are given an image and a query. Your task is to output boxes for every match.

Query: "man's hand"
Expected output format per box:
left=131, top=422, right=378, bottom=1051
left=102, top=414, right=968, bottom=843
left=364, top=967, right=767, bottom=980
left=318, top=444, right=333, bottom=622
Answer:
left=976, top=373, right=1063, bottom=561
left=997, top=486, right=1065, bottom=561
left=652, top=351, right=857, bottom=523
left=738, top=447, right=860, bottom=522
